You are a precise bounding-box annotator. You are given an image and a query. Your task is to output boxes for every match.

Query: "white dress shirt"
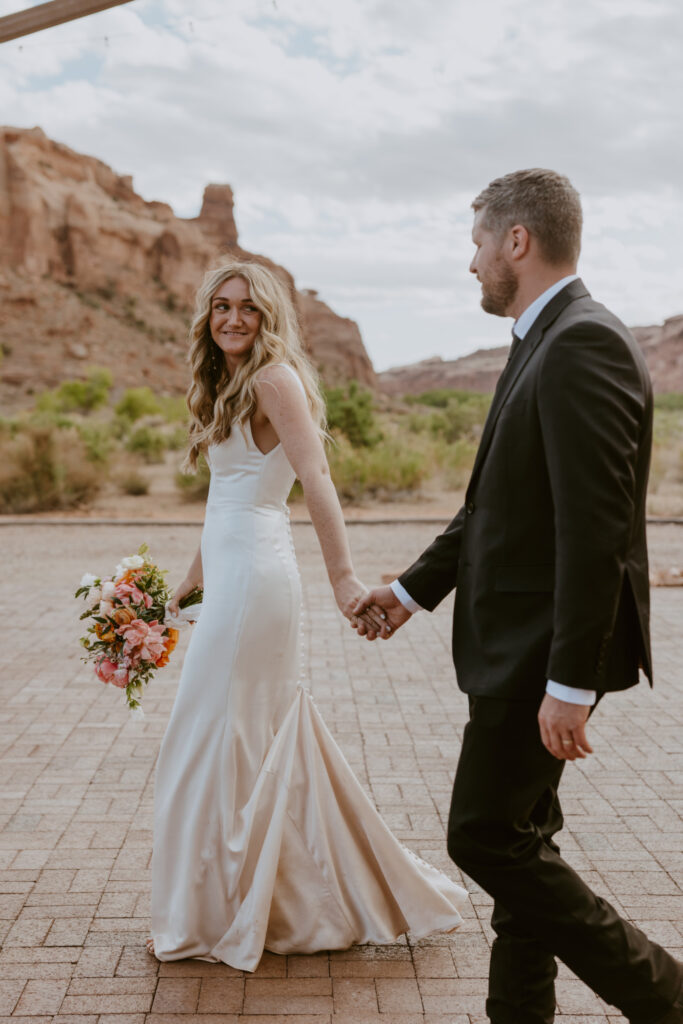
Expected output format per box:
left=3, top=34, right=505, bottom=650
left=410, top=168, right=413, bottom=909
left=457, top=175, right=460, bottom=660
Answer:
left=390, top=274, right=597, bottom=707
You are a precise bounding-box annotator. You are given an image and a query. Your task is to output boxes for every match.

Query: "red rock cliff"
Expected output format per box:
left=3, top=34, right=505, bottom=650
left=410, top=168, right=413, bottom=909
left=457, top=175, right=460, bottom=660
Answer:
left=0, top=126, right=376, bottom=406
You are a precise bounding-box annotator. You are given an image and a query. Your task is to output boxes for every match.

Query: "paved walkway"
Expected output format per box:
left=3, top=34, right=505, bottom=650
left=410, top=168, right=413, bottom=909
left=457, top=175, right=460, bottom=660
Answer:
left=1, top=522, right=682, bottom=1023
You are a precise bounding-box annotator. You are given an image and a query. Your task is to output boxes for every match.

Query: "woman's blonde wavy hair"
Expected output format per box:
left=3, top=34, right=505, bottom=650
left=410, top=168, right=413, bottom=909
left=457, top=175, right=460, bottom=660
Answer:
left=183, top=260, right=327, bottom=471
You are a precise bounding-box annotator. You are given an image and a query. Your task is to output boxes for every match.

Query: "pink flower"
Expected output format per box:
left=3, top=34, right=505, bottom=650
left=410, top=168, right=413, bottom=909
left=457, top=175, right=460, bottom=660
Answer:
left=114, top=580, right=145, bottom=606
left=95, top=658, right=118, bottom=684
left=143, top=592, right=153, bottom=609
left=112, top=667, right=129, bottom=688
left=118, top=618, right=167, bottom=663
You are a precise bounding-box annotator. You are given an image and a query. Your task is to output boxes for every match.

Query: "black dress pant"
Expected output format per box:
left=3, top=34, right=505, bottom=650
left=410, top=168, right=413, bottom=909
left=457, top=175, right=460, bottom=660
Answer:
left=447, top=694, right=682, bottom=1024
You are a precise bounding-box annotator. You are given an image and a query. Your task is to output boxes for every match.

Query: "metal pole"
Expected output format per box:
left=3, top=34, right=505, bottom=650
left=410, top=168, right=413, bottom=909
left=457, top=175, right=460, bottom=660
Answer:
left=0, top=0, right=137, bottom=44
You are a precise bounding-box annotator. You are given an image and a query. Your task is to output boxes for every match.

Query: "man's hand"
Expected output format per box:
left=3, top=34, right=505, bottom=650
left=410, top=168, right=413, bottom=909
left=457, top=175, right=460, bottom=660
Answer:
left=332, top=573, right=389, bottom=636
left=538, top=694, right=593, bottom=760
left=351, top=586, right=412, bottom=641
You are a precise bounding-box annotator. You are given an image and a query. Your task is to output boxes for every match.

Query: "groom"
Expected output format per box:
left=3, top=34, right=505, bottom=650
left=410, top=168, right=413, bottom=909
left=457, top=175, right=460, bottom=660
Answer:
left=353, top=169, right=683, bottom=1023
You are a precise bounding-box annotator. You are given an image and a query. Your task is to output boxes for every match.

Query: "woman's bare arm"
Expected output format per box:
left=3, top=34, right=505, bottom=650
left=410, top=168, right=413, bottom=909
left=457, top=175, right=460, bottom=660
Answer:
left=167, top=544, right=203, bottom=616
left=254, top=365, right=387, bottom=632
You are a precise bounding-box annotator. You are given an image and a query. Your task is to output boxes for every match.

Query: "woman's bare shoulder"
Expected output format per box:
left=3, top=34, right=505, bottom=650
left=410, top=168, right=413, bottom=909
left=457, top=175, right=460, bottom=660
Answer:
left=254, top=362, right=305, bottom=396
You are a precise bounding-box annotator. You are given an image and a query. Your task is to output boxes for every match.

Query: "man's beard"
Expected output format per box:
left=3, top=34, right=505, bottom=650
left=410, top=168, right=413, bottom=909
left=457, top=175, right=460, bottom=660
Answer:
left=480, top=257, right=518, bottom=317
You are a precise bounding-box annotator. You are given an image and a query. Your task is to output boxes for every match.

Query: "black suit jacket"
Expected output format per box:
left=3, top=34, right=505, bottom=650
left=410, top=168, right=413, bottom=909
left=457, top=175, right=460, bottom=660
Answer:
left=399, top=279, right=653, bottom=699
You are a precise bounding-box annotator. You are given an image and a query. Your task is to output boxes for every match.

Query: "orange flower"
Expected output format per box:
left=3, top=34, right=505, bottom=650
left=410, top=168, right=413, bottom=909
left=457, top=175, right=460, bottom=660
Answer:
left=95, top=622, right=115, bottom=642
left=165, top=628, right=179, bottom=652
left=156, top=651, right=170, bottom=667
left=113, top=606, right=136, bottom=626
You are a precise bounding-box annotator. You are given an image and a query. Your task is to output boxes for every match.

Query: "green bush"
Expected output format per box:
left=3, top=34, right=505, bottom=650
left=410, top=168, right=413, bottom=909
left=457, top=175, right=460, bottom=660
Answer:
left=165, top=426, right=188, bottom=451
left=403, top=390, right=490, bottom=443
left=654, top=393, right=683, bottom=412
left=158, top=395, right=189, bottom=423
left=175, top=455, right=210, bottom=501
left=115, top=386, right=162, bottom=421
left=405, top=387, right=487, bottom=408
left=125, top=426, right=166, bottom=463
left=76, top=423, right=114, bottom=465
left=324, top=381, right=382, bottom=448
left=117, top=470, right=150, bottom=496
left=328, top=435, right=426, bottom=501
left=35, top=367, right=113, bottom=414
left=434, top=438, right=478, bottom=489
left=0, top=425, right=103, bottom=512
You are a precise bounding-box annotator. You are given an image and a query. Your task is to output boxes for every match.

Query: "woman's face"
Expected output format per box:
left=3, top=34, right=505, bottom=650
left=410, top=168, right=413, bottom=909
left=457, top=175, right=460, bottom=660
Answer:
left=209, top=276, right=262, bottom=369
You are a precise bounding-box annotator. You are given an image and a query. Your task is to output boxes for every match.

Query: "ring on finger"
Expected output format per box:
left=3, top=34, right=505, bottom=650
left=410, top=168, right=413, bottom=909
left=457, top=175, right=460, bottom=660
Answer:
left=561, top=739, right=573, bottom=746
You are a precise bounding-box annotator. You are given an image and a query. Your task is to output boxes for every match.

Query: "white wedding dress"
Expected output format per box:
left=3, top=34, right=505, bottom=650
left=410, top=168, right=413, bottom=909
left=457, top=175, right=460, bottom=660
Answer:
left=150, top=364, right=467, bottom=972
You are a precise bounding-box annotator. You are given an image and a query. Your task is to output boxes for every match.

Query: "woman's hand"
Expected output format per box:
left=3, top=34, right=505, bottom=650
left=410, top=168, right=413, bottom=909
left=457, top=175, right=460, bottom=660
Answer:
left=167, top=577, right=200, bottom=617
left=333, top=573, right=391, bottom=638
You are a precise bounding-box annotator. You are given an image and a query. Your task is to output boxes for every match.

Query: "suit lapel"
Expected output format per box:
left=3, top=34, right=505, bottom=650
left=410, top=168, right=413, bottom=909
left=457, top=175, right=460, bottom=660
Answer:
left=466, top=279, right=590, bottom=497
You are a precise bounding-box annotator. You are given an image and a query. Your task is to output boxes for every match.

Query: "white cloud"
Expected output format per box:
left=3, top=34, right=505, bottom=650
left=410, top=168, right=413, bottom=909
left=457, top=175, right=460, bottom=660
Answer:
left=2, top=0, right=682, bottom=370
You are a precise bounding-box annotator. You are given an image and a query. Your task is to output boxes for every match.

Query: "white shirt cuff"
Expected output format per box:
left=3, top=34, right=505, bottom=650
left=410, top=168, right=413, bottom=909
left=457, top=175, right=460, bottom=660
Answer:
left=389, top=579, right=423, bottom=614
left=546, top=680, right=597, bottom=705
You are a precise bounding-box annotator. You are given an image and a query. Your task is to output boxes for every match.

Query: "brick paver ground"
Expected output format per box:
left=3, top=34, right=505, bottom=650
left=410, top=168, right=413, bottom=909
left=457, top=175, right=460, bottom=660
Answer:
left=1, top=520, right=682, bottom=1023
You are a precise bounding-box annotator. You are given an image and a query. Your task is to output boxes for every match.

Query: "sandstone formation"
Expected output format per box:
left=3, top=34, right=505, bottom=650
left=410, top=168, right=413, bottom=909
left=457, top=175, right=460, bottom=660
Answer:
left=0, top=126, right=375, bottom=408
left=298, top=290, right=376, bottom=389
left=378, top=349, right=508, bottom=397
left=631, top=316, right=683, bottom=392
left=378, top=319, right=683, bottom=397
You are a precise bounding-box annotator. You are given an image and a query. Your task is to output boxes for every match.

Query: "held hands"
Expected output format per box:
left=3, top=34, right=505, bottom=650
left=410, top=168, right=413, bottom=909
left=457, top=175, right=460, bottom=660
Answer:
left=167, top=577, right=202, bottom=618
left=538, top=694, right=593, bottom=761
left=331, top=577, right=395, bottom=638
left=351, top=585, right=412, bottom=641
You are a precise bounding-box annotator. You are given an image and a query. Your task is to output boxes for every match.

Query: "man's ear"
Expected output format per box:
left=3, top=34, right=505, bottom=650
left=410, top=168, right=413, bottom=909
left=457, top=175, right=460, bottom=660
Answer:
left=509, top=224, right=531, bottom=261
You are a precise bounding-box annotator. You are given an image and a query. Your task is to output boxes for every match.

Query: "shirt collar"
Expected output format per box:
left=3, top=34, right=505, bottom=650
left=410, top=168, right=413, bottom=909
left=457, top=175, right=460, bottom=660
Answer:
left=513, top=274, right=579, bottom=339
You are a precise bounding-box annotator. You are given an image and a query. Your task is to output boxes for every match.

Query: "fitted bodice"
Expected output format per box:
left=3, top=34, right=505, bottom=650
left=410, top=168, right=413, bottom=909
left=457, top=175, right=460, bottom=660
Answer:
left=207, top=420, right=296, bottom=512
left=206, top=363, right=304, bottom=512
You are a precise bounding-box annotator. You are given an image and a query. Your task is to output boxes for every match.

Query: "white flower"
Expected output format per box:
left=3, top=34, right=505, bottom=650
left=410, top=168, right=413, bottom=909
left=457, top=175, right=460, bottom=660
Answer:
left=114, top=564, right=125, bottom=581
left=87, top=586, right=102, bottom=608
left=99, top=599, right=115, bottom=617
left=101, top=581, right=116, bottom=600
left=121, top=555, right=145, bottom=570
left=80, top=572, right=99, bottom=588
left=129, top=705, right=145, bottom=721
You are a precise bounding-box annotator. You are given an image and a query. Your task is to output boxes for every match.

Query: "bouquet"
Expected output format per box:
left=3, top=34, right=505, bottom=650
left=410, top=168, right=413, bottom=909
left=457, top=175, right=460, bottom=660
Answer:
left=75, top=544, right=202, bottom=715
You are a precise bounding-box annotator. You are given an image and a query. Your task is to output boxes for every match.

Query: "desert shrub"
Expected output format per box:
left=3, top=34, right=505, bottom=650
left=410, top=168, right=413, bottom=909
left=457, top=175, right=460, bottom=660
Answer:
left=433, top=438, right=478, bottom=489
left=125, top=425, right=166, bottom=463
left=115, top=386, right=162, bottom=421
left=324, top=381, right=382, bottom=448
left=328, top=435, right=426, bottom=502
left=158, top=395, right=189, bottom=423
left=165, top=426, right=188, bottom=451
left=403, top=390, right=490, bottom=443
left=0, top=425, right=103, bottom=512
left=175, top=455, right=210, bottom=501
left=117, top=470, right=150, bottom=496
left=654, top=393, right=683, bottom=412
left=36, top=367, right=113, bottom=414
left=76, top=423, right=115, bottom=465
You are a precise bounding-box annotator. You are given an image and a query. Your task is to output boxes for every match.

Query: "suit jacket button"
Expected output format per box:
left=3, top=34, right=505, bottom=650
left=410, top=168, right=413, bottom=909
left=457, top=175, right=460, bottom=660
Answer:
left=466, top=501, right=475, bottom=515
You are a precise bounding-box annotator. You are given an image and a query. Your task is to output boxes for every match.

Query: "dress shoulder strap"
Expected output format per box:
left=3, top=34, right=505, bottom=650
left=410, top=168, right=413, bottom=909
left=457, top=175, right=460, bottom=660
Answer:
left=275, top=362, right=306, bottom=396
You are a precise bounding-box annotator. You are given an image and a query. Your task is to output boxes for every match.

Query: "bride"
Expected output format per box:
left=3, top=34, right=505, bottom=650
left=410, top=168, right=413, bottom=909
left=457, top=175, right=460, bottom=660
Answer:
left=148, top=260, right=467, bottom=971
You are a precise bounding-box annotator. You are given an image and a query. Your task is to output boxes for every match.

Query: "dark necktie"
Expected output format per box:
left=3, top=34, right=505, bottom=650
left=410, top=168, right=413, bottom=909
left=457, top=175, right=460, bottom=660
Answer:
left=507, top=328, right=523, bottom=363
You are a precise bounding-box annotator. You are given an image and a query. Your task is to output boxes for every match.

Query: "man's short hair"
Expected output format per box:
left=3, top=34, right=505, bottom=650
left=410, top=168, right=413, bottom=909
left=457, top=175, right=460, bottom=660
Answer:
left=472, top=169, right=582, bottom=265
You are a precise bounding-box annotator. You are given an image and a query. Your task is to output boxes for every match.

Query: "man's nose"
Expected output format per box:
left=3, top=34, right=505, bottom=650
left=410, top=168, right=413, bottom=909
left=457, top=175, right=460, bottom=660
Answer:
left=469, top=256, right=477, bottom=275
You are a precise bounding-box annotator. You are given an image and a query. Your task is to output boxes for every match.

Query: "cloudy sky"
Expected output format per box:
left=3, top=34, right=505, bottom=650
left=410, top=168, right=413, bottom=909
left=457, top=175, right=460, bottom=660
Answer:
left=2, top=0, right=682, bottom=370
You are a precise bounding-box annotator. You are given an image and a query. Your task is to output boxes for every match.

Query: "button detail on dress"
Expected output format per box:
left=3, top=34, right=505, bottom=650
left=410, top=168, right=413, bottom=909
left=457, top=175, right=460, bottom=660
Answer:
left=466, top=501, right=475, bottom=515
